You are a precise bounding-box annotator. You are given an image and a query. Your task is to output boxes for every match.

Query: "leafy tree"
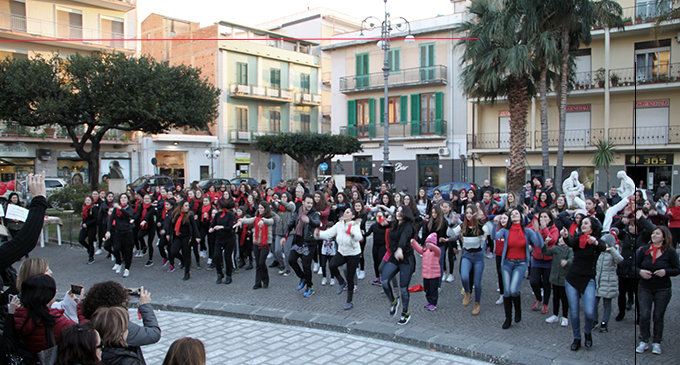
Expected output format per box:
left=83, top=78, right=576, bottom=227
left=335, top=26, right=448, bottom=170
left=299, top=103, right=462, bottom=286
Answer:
left=455, top=0, right=535, bottom=194
left=0, top=53, right=220, bottom=191
left=253, top=132, right=362, bottom=181
left=592, top=138, right=617, bottom=189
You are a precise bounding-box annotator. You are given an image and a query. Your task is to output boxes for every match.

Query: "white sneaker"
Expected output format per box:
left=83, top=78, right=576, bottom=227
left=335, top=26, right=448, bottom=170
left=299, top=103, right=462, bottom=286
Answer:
left=207, top=258, right=213, bottom=265
left=317, top=267, right=323, bottom=275
left=358, top=270, right=366, bottom=280
left=135, top=250, right=143, bottom=258
left=495, top=295, right=504, bottom=305
left=199, top=251, right=205, bottom=258
left=267, top=252, right=274, bottom=260
left=651, top=343, right=661, bottom=355
left=330, top=278, right=336, bottom=286
left=545, top=315, right=559, bottom=323
left=111, top=255, right=115, bottom=261
left=113, top=265, right=121, bottom=274
left=560, top=317, right=569, bottom=327
left=95, top=249, right=103, bottom=255
left=123, top=269, right=129, bottom=278
left=112, top=264, right=121, bottom=271
left=446, top=274, right=454, bottom=283
left=321, top=277, right=328, bottom=286
left=636, top=342, right=649, bottom=353
left=312, top=262, right=319, bottom=272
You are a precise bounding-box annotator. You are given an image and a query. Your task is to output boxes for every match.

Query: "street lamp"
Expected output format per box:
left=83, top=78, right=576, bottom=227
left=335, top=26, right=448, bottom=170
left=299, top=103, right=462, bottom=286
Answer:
left=204, top=147, right=220, bottom=178
left=360, top=0, right=414, bottom=187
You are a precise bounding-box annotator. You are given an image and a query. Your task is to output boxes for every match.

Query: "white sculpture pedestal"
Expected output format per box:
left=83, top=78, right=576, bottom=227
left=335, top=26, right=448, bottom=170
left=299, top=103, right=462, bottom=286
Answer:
left=108, top=178, right=127, bottom=194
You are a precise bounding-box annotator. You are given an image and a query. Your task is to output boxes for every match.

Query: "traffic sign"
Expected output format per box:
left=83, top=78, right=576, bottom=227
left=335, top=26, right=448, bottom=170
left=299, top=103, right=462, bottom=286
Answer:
left=319, top=162, right=328, bottom=171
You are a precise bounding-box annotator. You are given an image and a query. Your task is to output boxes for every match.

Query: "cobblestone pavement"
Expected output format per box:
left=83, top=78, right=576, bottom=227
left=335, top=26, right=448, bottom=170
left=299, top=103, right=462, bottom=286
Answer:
left=36, top=238, right=679, bottom=365
left=133, top=309, right=494, bottom=365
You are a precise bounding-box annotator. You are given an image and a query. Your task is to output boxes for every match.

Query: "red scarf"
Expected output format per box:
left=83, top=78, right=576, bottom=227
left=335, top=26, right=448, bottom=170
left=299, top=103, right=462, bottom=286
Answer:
left=646, top=244, right=662, bottom=264
left=385, top=228, right=391, bottom=255
left=579, top=234, right=591, bottom=249
left=569, top=222, right=578, bottom=236
left=294, top=198, right=302, bottom=204
left=82, top=204, right=91, bottom=219
left=278, top=203, right=286, bottom=212
left=345, top=222, right=353, bottom=235
left=134, top=200, right=140, bottom=214
left=254, top=216, right=269, bottom=245
left=220, top=211, right=226, bottom=218
left=141, top=203, right=152, bottom=220
left=539, top=202, right=547, bottom=208
left=201, top=204, right=211, bottom=220
left=174, top=213, right=185, bottom=236
left=161, top=206, right=169, bottom=219
left=116, top=203, right=128, bottom=217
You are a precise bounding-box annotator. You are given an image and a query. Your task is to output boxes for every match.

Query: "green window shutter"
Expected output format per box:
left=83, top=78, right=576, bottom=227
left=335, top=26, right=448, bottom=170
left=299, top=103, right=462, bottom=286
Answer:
left=348, top=100, right=356, bottom=137
left=435, top=91, right=443, bottom=120
left=400, top=95, right=408, bottom=124
left=369, top=98, right=376, bottom=138
left=380, top=98, right=385, bottom=125
left=411, top=94, right=420, bottom=136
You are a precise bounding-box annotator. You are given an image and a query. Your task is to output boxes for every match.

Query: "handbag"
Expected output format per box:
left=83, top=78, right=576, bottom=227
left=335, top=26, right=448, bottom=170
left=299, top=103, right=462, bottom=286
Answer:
left=36, top=326, right=57, bottom=365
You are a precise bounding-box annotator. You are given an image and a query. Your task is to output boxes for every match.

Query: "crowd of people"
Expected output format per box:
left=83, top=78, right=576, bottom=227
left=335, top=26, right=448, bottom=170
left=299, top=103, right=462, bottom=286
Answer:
left=1, top=172, right=679, bottom=363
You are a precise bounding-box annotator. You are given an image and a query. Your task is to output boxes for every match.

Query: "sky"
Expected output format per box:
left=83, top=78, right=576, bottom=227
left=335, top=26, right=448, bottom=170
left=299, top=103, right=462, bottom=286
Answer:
left=138, top=0, right=455, bottom=30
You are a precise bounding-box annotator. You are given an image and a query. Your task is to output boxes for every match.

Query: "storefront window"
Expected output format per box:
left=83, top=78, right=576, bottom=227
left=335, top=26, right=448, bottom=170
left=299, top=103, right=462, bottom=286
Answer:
left=0, top=158, right=34, bottom=182
left=156, top=151, right=186, bottom=186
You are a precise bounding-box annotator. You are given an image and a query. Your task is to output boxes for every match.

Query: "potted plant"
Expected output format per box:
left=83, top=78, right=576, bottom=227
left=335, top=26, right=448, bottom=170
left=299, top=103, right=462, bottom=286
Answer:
left=623, top=17, right=633, bottom=25
left=636, top=15, right=643, bottom=24
left=610, top=72, right=620, bottom=87
left=594, top=68, right=606, bottom=88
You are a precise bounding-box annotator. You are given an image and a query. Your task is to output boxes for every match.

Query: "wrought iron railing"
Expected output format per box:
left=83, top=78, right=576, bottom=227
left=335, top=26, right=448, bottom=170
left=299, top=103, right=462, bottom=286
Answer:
left=534, top=129, right=605, bottom=147
left=340, top=65, right=447, bottom=92
left=339, top=120, right=447, bottom=139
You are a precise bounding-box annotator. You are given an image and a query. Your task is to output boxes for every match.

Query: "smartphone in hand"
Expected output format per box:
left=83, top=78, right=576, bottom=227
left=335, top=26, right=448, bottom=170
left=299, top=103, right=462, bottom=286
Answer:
left=71, top=284, right=83, bottom=295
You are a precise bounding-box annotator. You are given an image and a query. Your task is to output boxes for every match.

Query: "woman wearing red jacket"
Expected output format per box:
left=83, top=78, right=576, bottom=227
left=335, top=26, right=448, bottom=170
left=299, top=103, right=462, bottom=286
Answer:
left=530, top=210, right=559, bottom=314
left=666, top=195, right=680, bottom=249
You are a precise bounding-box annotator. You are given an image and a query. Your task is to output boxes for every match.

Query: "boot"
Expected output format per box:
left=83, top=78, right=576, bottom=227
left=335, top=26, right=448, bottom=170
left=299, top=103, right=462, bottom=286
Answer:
left=245, top=256, right=254, bottom=270
left=237, top=257, right=245, bottom=268
left=462, top=292, right=472, bottom=307
left=512, top=296, right=522, bottom=323
left=502, top=297, right=513, bottom=329
left=215, top=274, right=223, bottom=284
left=224, top=276, right=232, bottom=284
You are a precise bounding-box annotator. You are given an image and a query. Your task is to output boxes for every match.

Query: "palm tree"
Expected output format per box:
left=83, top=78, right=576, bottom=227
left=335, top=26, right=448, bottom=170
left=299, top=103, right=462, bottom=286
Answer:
left=455, top=0, right=535, bottom=195
left=592, top=138, right=616, bottom=188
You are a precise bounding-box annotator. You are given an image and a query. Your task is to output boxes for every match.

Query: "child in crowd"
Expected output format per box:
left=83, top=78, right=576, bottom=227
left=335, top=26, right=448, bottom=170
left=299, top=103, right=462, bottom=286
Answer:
left=541, top=229, right=574, bottom=327
left=411, top=233, right=441, bottom=310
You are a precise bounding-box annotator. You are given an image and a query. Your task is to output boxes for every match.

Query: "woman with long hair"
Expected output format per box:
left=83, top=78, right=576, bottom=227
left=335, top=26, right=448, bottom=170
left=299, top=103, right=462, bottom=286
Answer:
left=14, top=274, right=76, bottom=362
left=272, top=192, right=295, bottom=276
left=79, top=196, right=99, bottom=265
left=666, top=194, right=680, bottom=249
left=402, top=194, right=418, bottom=220
left=206, top=185, right=219, bottom=204
left=162, top=337, right=206, bottom=365
left=530, top=210, right=560, bottom=314
left=415, top=188, right=432, bottom=222
left=381, top=205, right=416, bottom=325
left=493, top=212, right=510, bottom=306
left=196, top=196, right=213, bottom=266
left=420, top=204, right=448, bottom=289
left=370, top=191, right=396, bottom=217
left=312, top=190, right=330, bottom=276
left=364, top=210, right=390, bottom=286
left=168, top=200, right=200, bottom=281
left=352, top=200, right=369, bottom=280
left=459, top=204, right=490, bottom=316
left=54, top=321, right=103, bottom=365
left=105, top=194, right=135, bottom=278
left=635, top=226, right=680, bottom=355
left=4, top=192, right=24, bottom=239
left=134, top=193, right=156, bottom=268
left=157, top=199, right=176, bottom=272
left=560, top=216, right=606, bottom=351
left=235, top=201, right=276, bottom=289
left=97, top=191, right=115, bottom=256
left=210, top=198, right=236, bottom=284
left=91, top=307, right=144, bottom=365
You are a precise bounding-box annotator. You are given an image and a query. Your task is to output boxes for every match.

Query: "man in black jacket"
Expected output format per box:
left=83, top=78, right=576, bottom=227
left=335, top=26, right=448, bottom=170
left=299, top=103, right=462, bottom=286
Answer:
left=281, top=194, right=320, bottom=297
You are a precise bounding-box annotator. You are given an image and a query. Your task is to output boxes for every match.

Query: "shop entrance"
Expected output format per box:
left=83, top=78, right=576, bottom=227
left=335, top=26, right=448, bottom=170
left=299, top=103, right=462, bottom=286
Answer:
left=625, top=153, right=673, bottom=194
left=156, top=151, right=186, bottom=187
left=0, top=158, right=34, bottom=182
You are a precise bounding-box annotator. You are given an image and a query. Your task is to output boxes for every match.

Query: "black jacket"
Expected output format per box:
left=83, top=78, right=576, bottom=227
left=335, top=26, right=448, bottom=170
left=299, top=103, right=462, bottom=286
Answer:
left=166, top=212, right=200, bottom=239
left=99, top=199, right=113, bottom=227
left=101, top=346, right=144, bottom=365
left=613, top=216, right=654, bottom=278
left=108, top=205, right=134, bottom=233
left=284, top=207, right=321, bottom=244
left=81, top=205, right=98, bottom=229
left=134, top=204, right=156, bottom=232
left=388, top=221, right=415, bottom=264
left=211, top=211, right=236, bottom=243
left=0, top=196, right=47, bottom=274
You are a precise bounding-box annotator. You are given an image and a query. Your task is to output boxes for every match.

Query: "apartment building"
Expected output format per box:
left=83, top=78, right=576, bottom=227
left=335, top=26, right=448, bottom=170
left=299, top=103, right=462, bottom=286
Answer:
left=468, top=0, right=680, bottom=195
left=323, top=14, right=468, bottom=194
left=141, top=14, right=322, bottom=184
left=0, top=0, right=138, bottom=184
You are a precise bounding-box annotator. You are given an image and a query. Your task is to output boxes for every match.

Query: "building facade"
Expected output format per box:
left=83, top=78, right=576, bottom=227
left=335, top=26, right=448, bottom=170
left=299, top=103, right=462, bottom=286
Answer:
left=467, top=0, right=680, bottom=196
left=0, top=0, right=138, bottom=184
left=324, top=14, right=468, bottom=194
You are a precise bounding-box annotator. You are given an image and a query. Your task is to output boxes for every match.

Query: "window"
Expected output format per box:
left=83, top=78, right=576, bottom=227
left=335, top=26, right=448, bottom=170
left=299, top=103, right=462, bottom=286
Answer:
left=269, top=110, right=281, bottom=133
left=636, top=0, right=671, bottom=20
left=300, top=114, right=310, bottom=132
left=300, top=73, right=310, bottom=94
left=354, top=156, right=372, bottom=176
left=236, top=107, right=248, bottom=131
left=56, top=8, right=82, bottom=39
left=418, top=155, right=439, bottom=189
left=420, top=93, right=436, bottom=122
left=355, top=53, right=369, bottom=88
left=237, top=62, right=248, bottom=85
left=635, top=102, right=669, bottom=145
left=499, top=115, right=511, bottom=148
left=573, top=48, right=591, bottom=88
left=420, top=43, right=435, bottom=81
left=101, top=16, right=124, bottom=47
left=635, top=39, right=670, bottom=82
left=270, top=68, right=281, bottom=89
left=356, top=99, right=371, bottom=137
left=388, top=49, right=400, bottom=73
left=1, top=0, right=26, bottom=32
left=565, top=108, right=592, bottom=147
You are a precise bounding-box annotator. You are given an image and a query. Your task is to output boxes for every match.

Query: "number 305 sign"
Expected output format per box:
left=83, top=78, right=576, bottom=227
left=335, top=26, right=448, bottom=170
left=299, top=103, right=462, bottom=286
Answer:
left=626, top=154, right=674, bottom=165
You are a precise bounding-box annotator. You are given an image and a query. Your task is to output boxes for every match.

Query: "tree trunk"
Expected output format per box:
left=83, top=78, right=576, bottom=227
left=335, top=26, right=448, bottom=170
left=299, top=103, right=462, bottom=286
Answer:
left=507, top=76, right=529, bottom=196
left=539, top=66, right=550, bottom=177
left=301, top=160, right=319, bottom=187
left=555, top=25, right=570, bottom=191
left=87, top=142, right=101, bottom=192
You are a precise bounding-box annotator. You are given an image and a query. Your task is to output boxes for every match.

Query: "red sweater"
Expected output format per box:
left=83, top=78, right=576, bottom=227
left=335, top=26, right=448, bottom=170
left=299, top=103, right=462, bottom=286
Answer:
left=506, top=226, right=527, bottom=260
left=668, top=206, right=680, bottom=228
left=15, top=307, right=76, bottom=361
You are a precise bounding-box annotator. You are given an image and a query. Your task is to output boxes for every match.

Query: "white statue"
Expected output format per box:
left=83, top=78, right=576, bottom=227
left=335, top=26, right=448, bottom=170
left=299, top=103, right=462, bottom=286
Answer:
left=563, top=171, right=586, bottom=210
left=603, top=170, right=636, bottom=231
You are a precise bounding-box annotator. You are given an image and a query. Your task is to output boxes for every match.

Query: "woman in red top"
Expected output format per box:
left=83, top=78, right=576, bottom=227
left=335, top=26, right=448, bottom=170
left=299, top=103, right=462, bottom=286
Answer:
left=490, top=209, right=543, bottom=329
left=666, top=194, right=680, bottom=249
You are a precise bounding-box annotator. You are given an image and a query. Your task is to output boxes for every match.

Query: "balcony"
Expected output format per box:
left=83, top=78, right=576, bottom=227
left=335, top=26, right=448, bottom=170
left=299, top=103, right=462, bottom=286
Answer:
left=621, top=0, right=677, bottom=25
left=339, top=65, right=447, bottom=93
left=534, top=129, right=605, bottom=148
left=322, top=105, right=331, bottom=117
left=70, top=0, right=136, bottom=12
left=0, top=123, right=130, bottom=143
left=467, top=132, right=531, bottom=150
left=610, top=126, right=680, bottom=145
left=608, top=63, right=680, bottom=88
left=322, top=72, right=331, bottom=85
left=0, top=12, right=135, bottom=51
left=339, top=120, right=447, bottom=139
left=294, top=92, right=321, bottom=106
left=228, top=84, right=293, bottom=103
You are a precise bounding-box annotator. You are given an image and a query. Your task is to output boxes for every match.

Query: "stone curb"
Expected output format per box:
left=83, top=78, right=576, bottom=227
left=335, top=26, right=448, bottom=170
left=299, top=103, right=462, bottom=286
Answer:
left=129, top=297, right=565, bottom=365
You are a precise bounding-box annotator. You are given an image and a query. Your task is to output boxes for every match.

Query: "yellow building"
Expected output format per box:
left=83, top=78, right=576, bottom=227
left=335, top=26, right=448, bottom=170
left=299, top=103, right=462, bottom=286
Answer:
left=468, top=0, right=680, bottom=195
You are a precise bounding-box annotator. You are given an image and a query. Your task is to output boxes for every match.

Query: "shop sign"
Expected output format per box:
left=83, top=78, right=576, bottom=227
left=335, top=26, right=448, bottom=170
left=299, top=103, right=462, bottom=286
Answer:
left=59, top=151, right=80, bottom=158
left=235, top=152, right=251, bottom=164
left=498, top=111, right=510, bottom=117
left=566, top=104, right=590, bottom=112
left=103, top=152, right=130, bottom=159
left=635, top=99, right=669, bottom=108
left=0, top=145, right=34, bottom=157
left=625, top=154, right=673, bottom=165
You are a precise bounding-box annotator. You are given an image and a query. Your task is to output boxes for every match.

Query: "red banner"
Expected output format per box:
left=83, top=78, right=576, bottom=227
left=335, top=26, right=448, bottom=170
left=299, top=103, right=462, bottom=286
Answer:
left=566, top=104, right=590, bottom=112
left=636, top=99, right=669, bottom=108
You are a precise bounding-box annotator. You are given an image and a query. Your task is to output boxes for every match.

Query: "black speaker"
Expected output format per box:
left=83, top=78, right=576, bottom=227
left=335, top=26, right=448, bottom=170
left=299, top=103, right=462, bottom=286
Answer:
left=383, top=164, right=395, bottom=184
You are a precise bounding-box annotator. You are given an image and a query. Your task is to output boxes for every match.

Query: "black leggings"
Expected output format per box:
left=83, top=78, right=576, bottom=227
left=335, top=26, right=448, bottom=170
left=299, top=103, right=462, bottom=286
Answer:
left=372, top=242, right=386, bottom=279
left=198, top=227, right=209, bottom=252
left=137, top=228, right=155, bottom=261
left=113, top=231, right=134, bottom=269
left=253, top=245, right=270, bottom=286
left=78, top=227, right=96, bottom=259
left=172, top=235, right=193, bottom=274
left=495, top=255, right=504, bottom=295
left=214, top=239, right=234, bottom=277
left=381, top=257, right=415, bottom=313
left=618, top=276, right=639, bottom=318
left=320, top=254, right=333, bottom=278
left=157, top=231, right=170, bottom=263
left=552, top=284, right=569, bottom=317
left=530, top=266, right=552, bottom=305
left=98, top=223, right=107, bottom=250
left=447, top=241, right=457, bottom=274
left=133, top=226, right=142, bottom=251
left=330, top=253, right=360, bottom=303
left=359, top=239, right=367, bottom=271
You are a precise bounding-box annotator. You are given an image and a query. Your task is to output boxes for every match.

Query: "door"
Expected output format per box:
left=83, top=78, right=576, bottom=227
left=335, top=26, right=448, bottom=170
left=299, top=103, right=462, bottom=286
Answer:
left=418, top=155, right=439, bottom=189
left=269, top=154, right=282, bottom=185
left=354, top=157, right=372, bottom=176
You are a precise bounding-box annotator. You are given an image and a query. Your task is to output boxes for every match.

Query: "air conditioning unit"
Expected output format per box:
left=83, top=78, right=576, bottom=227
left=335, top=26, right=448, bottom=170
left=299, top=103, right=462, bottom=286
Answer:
left=438, top=147, right=450, bottom=156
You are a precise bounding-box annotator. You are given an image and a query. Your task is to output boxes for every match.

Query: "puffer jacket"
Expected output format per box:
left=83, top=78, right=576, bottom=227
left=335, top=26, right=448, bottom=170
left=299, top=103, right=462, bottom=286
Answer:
left=411, top=239, right=441, bottom=279
left=14, top=307, right=76, bottom=362
left=542, top=244, right=573, bottom=286
left=595, top=246, right=624, bottom=298
left=273, top=201, right=295, bottom=236
left=316, top=219, right=362, bottom=256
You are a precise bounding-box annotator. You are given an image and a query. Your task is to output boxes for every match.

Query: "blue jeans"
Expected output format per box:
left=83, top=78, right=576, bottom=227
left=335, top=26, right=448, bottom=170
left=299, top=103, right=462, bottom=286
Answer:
left=501, top=259, right=526, bottom=297
left=565, top=279, right=596, bottom=340
left=594, top=297, right=612, bottom=325
left=638, top=285, right=672, bottom=343
left=460, top=250, right=485, bottom=303
left=381, top=257, right=415, bottom=313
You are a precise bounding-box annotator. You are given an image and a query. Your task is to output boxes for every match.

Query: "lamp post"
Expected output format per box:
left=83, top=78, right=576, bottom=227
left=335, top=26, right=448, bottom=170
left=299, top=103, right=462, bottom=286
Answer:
left=360, top=0, right=414, bottom=187
left=204, top=147, right=220, bottom=178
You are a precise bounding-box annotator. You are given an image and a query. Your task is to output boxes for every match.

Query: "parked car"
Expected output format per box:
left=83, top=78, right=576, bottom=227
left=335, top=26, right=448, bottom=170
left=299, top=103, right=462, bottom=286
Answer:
left=129, top=175, right=174, bottom=194
left=197, top=178, right=231, bottom=192
left=427, top=182, right=480, bottom=201
left=230, top=177, right=260, bottom=190
left=18, top=177, right=68, bottom=201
